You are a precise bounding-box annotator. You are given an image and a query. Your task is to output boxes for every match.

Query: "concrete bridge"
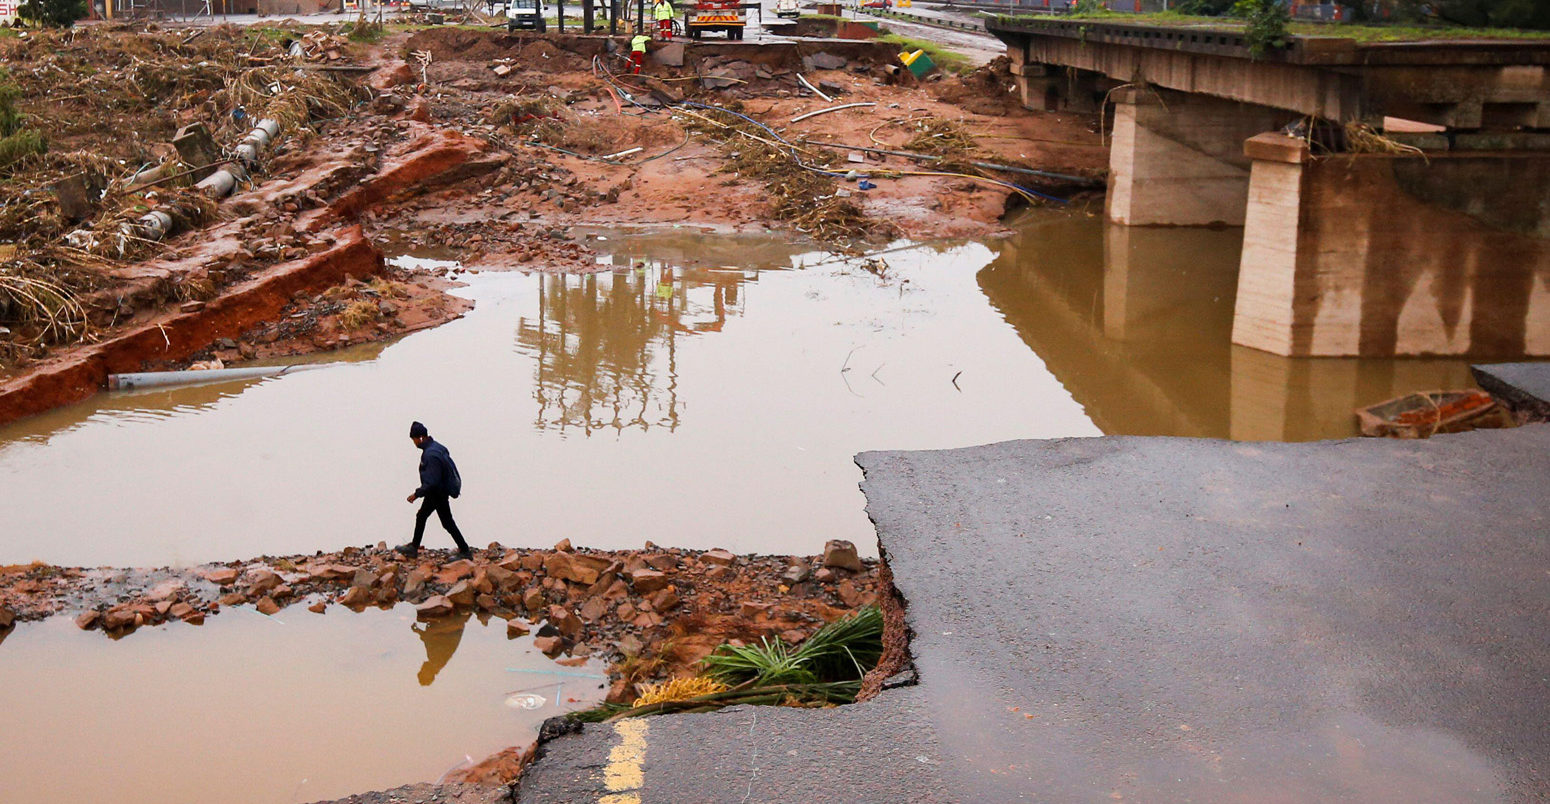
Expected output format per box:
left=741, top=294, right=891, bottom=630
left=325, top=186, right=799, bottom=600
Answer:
left=988, top=16, right=1550, bottom=358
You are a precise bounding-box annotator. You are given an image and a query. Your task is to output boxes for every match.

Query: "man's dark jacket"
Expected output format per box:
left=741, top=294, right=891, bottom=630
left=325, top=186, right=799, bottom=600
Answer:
left=416, top=438, right=463, bottom=498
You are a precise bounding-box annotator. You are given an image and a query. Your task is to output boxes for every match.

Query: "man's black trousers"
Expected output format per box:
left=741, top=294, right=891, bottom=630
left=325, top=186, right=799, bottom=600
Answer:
left=413, top=491, right=470, bottom=551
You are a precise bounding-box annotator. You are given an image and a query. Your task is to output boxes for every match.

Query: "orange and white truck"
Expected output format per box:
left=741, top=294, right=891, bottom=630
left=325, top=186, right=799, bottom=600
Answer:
left=685, top=0, right=746, bottom=39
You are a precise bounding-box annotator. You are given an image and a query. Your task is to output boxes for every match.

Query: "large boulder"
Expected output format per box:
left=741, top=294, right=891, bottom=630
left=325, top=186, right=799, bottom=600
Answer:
left=822, top=539, right=863, bottom=572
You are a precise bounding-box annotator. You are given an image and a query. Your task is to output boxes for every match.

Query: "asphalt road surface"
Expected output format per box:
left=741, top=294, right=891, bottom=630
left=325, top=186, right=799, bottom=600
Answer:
left=517, top=422, right=1550, bottom=802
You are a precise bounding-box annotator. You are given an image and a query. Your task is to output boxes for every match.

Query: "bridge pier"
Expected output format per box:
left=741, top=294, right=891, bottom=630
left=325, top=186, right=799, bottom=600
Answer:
left=1232, top=134, right=1550, bottom=357
left=1106, top=88, right=1291, bottom=227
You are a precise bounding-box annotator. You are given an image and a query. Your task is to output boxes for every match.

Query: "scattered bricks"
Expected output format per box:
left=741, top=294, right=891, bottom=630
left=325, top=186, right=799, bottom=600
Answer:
left=702, top=549, right=736, bottom=567
left=416, top=595, right=455, bottom=618
left=708, top=565, right=737, bottom=582
left=246, top=570, right=283, bottom=597
left=486, top=564, right=518, bottom=590
left=497, top=552, right=525, bottom=572
left=0, top=607, right=13, bottom=630
left=147, top=582, right=183, bottom=601
left=169, top=602, right=195, bottom=620
left=629, top=568, right=669, bottom=594
left=554, top=656, right=588, bottom=668
left=520, top=553, right=544, bottom=572
left=617, top=602, right=637, bottom=622
left=554, top=538, right=573, bottom=553
left=476, top=594, right=499, bottom=611
left=814, top=567, right=836, bottom=584
left=631, top=611, right=661, bottom=629
left=617, top=634, right=644, bottom=657
left=75, top=610, right=101, bottom=630
left=545, top=551, right=612, bottom=586
left=339, top=586, right=372, bottom=608
left=376, top=586, right=399, bottom=605
left=579, top=597, right=608, bottom=622
left=781, top=564, right=811, bottom=585
left=472, top=567, right=494, bottom=595
left=822, top=540, right=863, bottom=572
left=255, top=596, right=282, bottom=615
left=447, top=580, right=477, bottom=608
left=507, top=619, right=531, bottom=637
left=307, top=600, right=328, bottom=614
left=403, top=567, right=432, bottom=597
left=650, top=587, right=681, bottom=612
left=603, top=579, right=629, bottom=601
left=181, top=609, right=206, bottom=626
left=218, top=592, right=247, bottom=607
left=548, top=605, right=582, bottom=638
left=522, top=586, right=546, bottom=613
left=623, top=555, right=649, bottom=574
left=272, top=584, right=294, bottom=601
left=608, top=678, right=635, bottom=703
left=740, top=601, right=775, bottom=618
left=435, top=560, right=476, bottom=585
left=533, top=635, right=565, bottom=656
left=102, top=608, right=138, bottom=632
left=645, top=554, right=678, bottom=572
left=837, top=580, right=872, bottom=608
left=154, top=600, right=174, bottom=616
left=377, top=565, right=401, bottom=588
left=205, top=568, right=240, bottom=585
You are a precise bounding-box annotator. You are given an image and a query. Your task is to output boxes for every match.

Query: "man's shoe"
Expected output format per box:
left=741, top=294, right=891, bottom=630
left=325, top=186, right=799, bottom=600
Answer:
left=458, top=547, right=474, bottom=560
left=394, top=544, right=419, bottom=559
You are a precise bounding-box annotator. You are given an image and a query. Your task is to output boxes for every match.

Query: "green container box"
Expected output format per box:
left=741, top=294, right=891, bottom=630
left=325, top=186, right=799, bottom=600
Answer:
left=900, top=49, right=936, bottom=79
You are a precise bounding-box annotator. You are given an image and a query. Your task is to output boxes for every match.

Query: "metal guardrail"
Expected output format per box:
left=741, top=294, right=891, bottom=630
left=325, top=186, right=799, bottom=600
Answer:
left=855, top=6, right=987, bottom=32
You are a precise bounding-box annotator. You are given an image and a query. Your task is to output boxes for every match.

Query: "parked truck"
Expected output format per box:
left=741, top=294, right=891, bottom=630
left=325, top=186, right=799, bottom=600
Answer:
left=685, top=0, right=745, bottom=39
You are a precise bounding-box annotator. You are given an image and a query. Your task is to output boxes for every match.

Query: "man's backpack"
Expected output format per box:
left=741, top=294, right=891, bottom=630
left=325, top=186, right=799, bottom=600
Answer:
left=445, top=453, right=463, bottom=499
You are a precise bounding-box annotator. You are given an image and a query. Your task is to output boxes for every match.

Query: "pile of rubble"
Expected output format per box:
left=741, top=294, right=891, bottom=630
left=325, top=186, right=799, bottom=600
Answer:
left=0, top=539, right=879, bottom=696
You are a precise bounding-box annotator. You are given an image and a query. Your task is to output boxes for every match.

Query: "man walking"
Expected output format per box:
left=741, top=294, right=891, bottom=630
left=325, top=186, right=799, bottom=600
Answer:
left=398, top=421, right=472, bottom=560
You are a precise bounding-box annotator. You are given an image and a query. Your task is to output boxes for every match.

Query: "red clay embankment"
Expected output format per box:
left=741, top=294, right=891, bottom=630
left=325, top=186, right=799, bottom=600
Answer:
left=0, top=228, right=385, bottom=428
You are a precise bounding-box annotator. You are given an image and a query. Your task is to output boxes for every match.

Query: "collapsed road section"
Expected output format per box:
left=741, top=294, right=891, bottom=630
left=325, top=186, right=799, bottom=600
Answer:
left=513, top=419, right=1550, bottom=802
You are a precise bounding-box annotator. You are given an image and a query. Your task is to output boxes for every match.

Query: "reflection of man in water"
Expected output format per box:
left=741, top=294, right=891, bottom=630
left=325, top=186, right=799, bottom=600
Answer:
left=413, top=609, right=473, bottom=686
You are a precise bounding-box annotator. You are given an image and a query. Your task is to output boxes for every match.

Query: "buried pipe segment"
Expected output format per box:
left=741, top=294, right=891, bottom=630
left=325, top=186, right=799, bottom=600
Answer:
left=108, top=362, right=342, bottom=391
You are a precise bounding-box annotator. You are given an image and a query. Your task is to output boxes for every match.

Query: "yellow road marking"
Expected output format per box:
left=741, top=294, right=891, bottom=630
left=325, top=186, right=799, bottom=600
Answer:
left=600, top=718, right=649, bottom=803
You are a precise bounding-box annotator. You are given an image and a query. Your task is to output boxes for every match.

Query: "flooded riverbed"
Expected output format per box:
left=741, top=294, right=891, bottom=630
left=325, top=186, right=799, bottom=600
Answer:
left=0, top=606, right=604, bottom=803
left=0, top=215, right=1485, bottom=567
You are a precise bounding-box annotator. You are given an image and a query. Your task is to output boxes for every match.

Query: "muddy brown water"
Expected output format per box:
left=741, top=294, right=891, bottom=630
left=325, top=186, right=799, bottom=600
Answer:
left=0, top=604, right=605, bottom=803
left=0, top=214, right=1482, bottom=568
left=0, top=213, right=1494, bottom=802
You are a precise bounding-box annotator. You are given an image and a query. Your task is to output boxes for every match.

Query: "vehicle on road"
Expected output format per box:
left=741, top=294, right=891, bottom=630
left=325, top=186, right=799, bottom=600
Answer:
left=506, top=0, right=548, bottom=32
left=775, top=0, right=800, bottom=18
left=685, top=0, right=746, bottom=39
left=859, top=0, right=891, bottom=8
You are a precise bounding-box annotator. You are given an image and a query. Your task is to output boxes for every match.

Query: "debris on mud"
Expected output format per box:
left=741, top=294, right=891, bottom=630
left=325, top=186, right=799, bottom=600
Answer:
left=0, top=541, right=879, bottom=697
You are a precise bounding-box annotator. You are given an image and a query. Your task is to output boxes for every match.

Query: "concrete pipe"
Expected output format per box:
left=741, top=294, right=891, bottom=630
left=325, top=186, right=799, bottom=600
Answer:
left=195, top=168, right=238, bottom=198
left=109, top=362, right=340, bottom=391
left=129, top=160, right=182, bottom=187
left=131, top=209, right=175, bottom=241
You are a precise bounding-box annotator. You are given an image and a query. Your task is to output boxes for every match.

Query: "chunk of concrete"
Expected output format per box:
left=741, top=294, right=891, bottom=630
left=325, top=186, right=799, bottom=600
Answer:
left=653, top=42, right=686, bottom=67
left=804, top=52, right=848, bottom=71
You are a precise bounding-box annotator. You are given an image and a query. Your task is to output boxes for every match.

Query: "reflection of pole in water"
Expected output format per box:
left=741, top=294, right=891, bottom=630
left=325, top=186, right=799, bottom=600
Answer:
left=515, top=260, right=750, bottom=435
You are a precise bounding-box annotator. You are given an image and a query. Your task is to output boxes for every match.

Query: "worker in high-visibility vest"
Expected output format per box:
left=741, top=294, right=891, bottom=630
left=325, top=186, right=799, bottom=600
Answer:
left=653, top=0, right=674, bottom=40
left=629, top=33, right=650, bottom=74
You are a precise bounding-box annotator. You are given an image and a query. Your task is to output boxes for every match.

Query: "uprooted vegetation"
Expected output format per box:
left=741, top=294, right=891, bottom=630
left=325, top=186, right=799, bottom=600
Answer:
left=0, top=24, right=365, bottom=368
left=682, top=104, right=887, bottom=246
left=573, top=604, right=885, bottom=721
